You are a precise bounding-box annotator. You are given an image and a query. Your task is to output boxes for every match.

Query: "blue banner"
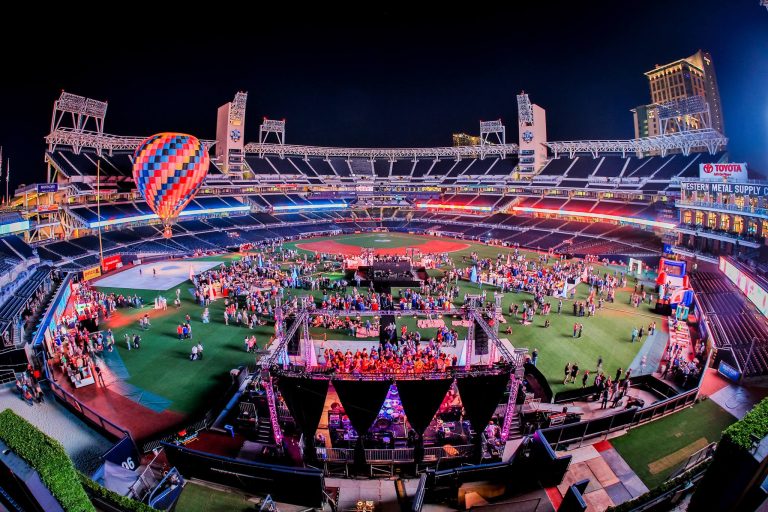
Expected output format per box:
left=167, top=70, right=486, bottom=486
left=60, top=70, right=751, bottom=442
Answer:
left=718, top=361, right=741, bottom=383
left=36, top=183, right=58, bottom=193
left=103, top=436, right=139, bottom=471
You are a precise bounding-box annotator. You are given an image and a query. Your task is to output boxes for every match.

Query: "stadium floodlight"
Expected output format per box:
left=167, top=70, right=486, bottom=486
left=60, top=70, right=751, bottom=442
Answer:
left=656, top=96, right=708, bottom=120
left=480, top=120, right=506, bottom=155
left=84, top=98, right=108, bottom=119
left=229, top=91, right=248, bottom=126
left=55, top=92, right=88, bottom=114
left=656, top=96, right=711, bottom=135
left=517, top=93, right=534, bottom=125
left=259, top=118, right=286, bottom=146
left=49, top=91, right=108, bottom=155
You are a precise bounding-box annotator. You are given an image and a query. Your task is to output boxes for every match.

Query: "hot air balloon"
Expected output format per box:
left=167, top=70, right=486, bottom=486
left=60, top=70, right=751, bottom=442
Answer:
left=132, top=133, right=210, bottom=238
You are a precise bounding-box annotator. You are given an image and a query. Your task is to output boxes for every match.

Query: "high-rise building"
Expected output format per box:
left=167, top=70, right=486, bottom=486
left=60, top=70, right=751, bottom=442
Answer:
left=632, top=50, right=724, bottom=138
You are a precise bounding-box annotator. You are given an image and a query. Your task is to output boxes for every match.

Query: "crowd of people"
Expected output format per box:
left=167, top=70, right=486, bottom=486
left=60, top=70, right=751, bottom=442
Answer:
left=37, top=239, right=706, bottom=426
left=322, top=339, right=457, bottom=374
left=14, top=365, right=44, bottom=405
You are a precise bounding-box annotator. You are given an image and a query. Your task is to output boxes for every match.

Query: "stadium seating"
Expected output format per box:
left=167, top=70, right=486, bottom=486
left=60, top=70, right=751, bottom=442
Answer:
left=692, top=271, right=768, bottom=376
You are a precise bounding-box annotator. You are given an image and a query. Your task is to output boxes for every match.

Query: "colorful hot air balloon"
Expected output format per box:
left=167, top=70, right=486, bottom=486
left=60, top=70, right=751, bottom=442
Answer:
left=133, top=133, right=210, bottom=238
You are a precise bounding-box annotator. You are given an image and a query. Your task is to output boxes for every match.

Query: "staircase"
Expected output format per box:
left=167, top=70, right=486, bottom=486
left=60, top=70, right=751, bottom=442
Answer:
left=264, top=378, right=283, bottom=446
left=24, top=276, right=63, bottom=346
left=501, top=363, right=527, bottom=442
left=254, top=415, right=275, bottom=445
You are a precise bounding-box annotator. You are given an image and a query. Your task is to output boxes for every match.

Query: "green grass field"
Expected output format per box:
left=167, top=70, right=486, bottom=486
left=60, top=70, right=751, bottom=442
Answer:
left=95, top=233, right=660, bottom=416
left=174, top=482, right=255, bottom=512
left=611, top=399, right=736, bottom=488
left=97, top=282, right=274, bottom=415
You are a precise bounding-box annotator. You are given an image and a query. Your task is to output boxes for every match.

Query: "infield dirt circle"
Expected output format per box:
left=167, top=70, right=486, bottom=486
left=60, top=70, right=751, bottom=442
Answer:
left=296, top=237, right=470, bottom=256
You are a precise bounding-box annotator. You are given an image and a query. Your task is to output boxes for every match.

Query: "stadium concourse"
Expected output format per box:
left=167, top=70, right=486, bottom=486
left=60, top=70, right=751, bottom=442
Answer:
left=1, top=91, right=767, bottom=512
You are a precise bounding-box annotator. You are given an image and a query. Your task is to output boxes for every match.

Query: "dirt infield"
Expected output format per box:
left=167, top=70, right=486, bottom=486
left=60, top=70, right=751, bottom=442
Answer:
left=296, top=238, right=470, bottom=256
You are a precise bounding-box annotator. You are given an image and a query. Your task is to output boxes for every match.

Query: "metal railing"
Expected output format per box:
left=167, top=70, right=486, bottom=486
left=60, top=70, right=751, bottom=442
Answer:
left=316, top=447, right=355, bottom=462
left=676, top=200, right=768, bottom=217
left=541, top=386, right=699, bottom=448
left=42, top=351, right=131, bottom=441
left=422, top=444, right=475, bottom=462
left=274, top=365, right=513, bottom=380
left=365, top=448, right=415, bottom=464
left=668, top=442, right=716, bottom=480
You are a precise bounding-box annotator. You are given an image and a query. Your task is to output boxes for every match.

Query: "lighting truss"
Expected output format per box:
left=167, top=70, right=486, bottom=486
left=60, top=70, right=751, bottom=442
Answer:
left=544, top=129, right=727, bottom=158
left=45, top=129, right=216, bottom=156
left=243, top=142, right=520, bottom=160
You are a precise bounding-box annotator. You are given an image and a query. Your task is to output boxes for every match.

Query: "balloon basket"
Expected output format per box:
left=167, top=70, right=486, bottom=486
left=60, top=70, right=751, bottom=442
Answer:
left=163, top=226, right=173, bottom=239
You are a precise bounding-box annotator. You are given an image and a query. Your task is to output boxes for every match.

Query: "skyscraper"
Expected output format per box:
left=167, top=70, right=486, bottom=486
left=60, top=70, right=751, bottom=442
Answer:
left=632, top=50, right=724, bottom=138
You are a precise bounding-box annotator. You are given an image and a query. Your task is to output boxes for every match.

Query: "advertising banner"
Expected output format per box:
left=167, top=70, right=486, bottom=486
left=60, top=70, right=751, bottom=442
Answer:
left=82, top=266, right=102, bottom=281
left=681, top=181, right=768, bottom=197
left=719, top=257, right=768, bottom=318
left=699, top=162, right=748, bottom=181
left=36, top=183, right=59, bottom=193
left=102, top=254, right=122, bottom=273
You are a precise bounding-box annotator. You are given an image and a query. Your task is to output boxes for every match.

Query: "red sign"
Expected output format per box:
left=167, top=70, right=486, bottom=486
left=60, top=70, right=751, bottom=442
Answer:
left=102, top=254, right=122, bottom=272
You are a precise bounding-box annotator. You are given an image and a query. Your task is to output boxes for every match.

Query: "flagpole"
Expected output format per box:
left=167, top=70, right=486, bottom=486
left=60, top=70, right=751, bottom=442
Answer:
left=97, top=160, right=104, bottom=267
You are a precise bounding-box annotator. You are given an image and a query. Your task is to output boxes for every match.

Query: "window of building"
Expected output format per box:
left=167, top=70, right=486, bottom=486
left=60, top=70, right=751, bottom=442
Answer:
left=708, top=214, right=717, bottom=229
left=720, top=215, right=730, bottom=231
left=695, top=211, right=704, bottom=225
left=734, top=216, right=744, bottom=233
left=683, top=211, right=693, bottom=224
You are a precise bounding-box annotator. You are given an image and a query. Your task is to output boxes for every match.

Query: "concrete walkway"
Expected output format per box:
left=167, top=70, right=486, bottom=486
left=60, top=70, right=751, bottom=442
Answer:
left=702, top=369, right=768, bottom=420
left=0, top=383, right=113, bottom=474
left=553, top=440, right=649, bottom=510
left=628, top=319, right=668, bottom=376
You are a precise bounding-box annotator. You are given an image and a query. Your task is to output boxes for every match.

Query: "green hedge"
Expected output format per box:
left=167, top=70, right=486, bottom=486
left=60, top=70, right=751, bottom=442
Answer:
left=605, top=461, right=709, bottom=512
left=78, top=473, right=155, bottom=512
left=722, top=397, right=768, bottom=450
left=0, top=409, right=94, bottom=512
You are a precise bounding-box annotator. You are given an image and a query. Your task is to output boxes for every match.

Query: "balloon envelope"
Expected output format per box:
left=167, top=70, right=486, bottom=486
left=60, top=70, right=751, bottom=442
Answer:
left=133, top=133, right=210, bottom=237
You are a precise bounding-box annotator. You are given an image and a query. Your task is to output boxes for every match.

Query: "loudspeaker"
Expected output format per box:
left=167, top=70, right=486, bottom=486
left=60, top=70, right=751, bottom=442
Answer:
left=286, top=316, right=300, bottom=355
left=474, top=320, right=489, bottom=355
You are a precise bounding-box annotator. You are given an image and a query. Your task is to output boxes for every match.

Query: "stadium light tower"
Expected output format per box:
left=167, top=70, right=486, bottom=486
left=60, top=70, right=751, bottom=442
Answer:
left=215, top=91, right=248, bottom=176
left=259, top=118, right=286, bottom=145
left=479, top=120, right=505, bottom=146
left=48, top=91, right=108, bottom=155
left=656, top=96, right=712, bottom=135
left=516, top=92, right=548, bottom=173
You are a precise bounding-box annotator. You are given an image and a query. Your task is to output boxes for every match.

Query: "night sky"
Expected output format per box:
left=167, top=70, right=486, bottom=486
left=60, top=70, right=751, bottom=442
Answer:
left=1, top=2, right=766, bottom=190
